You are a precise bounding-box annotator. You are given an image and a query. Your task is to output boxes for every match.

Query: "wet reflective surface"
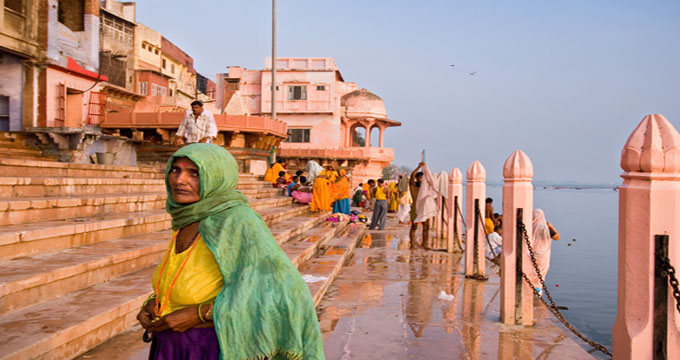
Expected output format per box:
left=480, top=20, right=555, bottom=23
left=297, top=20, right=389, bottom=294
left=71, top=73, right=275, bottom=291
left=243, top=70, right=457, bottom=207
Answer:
left=318, top=215, right=594, bottom=359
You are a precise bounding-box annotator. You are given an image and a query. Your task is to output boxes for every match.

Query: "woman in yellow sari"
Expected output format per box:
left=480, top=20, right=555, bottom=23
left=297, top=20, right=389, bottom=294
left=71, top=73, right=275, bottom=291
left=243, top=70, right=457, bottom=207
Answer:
left=388, top=182, right=399, bottom=213
left=309, top=173, right=331, bottom=212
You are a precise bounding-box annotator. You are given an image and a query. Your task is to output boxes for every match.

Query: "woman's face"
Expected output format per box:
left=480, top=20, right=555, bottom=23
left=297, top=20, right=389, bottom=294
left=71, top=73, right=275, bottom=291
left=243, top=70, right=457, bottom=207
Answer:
left=168, top=157, right=201, bottom=204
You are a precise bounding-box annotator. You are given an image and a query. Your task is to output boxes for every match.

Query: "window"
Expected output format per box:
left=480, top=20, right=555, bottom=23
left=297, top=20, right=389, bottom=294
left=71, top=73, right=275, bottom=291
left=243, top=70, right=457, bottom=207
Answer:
left=100, top=13, right=134, bottom=45
left=171, top=64, right=175, bottom=74
left=155, top=49, right=159, bottom=55
left=316, top=85, right=326, bottom=91
left=139, top=82, right=148, bottom=95
left=0, top=96, right=9, bottom=132
left=169, top=89, right=173, bottom=97
left=269, top=85, right=279, bottom=90
left=151, top=84, right=167, bottom=96
left=141, top=43, right=146, bottom=50
left=5, top=0, right=25, bottom=15
left=162, top=58, right=166, bottom=69
left=286, top=128, right=310, bottom=143
left=287, top=85, right=307, bottom=100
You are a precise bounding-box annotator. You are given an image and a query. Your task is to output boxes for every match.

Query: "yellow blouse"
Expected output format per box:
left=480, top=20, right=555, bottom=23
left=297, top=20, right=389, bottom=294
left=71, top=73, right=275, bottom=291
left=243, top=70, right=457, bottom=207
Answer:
left=375, top=186, right=388, bottom=201
left=152, top=231, right=223, bottom=317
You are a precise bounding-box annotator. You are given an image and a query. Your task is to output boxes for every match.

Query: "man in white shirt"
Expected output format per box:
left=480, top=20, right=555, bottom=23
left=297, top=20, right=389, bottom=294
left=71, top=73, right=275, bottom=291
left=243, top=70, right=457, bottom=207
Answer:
left=487, top=224, right=503, bottom=258
left=173, top=100, right=218, bottom=145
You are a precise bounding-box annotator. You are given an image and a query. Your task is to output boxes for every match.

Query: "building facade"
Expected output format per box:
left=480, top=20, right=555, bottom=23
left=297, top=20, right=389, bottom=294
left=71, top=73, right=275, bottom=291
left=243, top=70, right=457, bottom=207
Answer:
left=216, top=57, right=400, bottom=183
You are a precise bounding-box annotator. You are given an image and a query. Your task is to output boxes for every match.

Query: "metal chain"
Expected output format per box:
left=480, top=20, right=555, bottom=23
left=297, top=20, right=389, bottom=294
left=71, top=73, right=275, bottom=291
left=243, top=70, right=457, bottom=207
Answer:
left=454, top=201, right=467, bottom=230
left=519, top=221, right=612, bottom=357
left=659, top=256, right=680, bottom=315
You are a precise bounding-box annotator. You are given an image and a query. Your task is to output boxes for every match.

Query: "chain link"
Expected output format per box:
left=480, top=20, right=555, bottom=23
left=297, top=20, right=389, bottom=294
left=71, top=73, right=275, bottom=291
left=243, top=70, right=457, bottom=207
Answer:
left=518, top=221, right=612, bottom=357
left=659, top=256, right=680, bottom=315
left=454, top=201, right=467, bottom=231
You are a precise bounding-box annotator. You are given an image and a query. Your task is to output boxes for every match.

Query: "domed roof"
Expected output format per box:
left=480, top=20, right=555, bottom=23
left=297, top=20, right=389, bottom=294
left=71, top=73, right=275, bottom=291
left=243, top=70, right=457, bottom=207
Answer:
left=341, top=88, right=387, bottom=119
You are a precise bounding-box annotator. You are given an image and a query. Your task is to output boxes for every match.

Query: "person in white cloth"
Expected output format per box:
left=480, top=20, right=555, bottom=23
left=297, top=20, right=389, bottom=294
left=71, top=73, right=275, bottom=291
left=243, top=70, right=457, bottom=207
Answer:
left=173, top=100, right=218, bottom=145
left=397, top=175, right=412, bottom=224
left=409, top=162, right=439, bottom=249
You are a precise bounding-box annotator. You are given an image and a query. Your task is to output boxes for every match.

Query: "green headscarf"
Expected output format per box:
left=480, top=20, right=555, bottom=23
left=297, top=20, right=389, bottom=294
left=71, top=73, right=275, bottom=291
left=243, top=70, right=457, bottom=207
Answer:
left=165, top=144, right=325, bottom=360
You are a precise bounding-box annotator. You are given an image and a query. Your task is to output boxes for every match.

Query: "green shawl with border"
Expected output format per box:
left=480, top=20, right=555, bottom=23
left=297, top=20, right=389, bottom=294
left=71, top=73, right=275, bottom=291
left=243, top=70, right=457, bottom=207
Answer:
left=165, top=144, right=324, bottom=360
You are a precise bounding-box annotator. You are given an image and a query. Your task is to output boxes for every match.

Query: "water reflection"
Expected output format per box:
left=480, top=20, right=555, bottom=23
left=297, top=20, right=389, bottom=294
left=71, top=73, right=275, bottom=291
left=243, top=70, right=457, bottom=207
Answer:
left=320, top=219, right=595, bottom=359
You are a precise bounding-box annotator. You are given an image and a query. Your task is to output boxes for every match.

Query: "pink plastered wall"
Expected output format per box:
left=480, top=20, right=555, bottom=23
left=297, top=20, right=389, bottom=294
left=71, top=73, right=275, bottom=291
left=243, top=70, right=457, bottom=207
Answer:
left=45, top=67, right=101, bottom=127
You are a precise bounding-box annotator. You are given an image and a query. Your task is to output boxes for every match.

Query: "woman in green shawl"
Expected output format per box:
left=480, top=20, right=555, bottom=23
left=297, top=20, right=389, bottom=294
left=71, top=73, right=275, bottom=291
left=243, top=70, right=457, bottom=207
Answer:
left=136, top=143, right=325, bottom=360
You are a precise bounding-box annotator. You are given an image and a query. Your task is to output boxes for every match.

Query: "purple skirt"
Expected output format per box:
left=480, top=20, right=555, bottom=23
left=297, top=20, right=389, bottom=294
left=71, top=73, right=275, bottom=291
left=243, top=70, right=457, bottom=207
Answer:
left=149, top=327, right=220, bottom=360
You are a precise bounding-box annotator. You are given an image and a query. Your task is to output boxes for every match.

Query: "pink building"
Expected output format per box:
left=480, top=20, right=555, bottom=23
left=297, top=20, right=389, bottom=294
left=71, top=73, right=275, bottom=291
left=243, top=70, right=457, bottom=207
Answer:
left=216, top=57, right=400, bottom=184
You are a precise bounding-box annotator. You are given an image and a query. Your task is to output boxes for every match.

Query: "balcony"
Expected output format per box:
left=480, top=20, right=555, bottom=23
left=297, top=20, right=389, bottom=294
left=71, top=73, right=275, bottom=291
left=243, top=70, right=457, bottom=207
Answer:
left=101, top=112, right=288, bottom=138
left=278, top=146, right=394, bottom=162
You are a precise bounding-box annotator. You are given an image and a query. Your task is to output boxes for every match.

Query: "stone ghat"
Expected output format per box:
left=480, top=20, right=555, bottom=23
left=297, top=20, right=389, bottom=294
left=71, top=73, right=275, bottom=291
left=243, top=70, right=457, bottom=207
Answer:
left=0, top=157, right=366, bottom=360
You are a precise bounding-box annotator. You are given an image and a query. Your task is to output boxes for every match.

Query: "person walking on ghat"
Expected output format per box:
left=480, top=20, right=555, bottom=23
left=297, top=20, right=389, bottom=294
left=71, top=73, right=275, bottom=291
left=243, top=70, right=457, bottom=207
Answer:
left=173, top=100, right=218, bottom=145
left=136, top=144, right=324, bottom=359
left=369, top=179, right=391, bottom=230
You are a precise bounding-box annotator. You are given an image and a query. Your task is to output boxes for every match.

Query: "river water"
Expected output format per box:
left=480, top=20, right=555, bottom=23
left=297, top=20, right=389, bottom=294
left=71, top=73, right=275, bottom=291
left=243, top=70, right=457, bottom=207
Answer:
left=486, top=185, right=618, bottom=352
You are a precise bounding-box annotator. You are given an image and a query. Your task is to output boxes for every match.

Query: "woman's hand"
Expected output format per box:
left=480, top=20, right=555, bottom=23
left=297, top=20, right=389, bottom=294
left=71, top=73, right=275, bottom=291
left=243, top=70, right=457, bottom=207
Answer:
left=148, top=306, right=202, bottom=333
left=136, top=298, right=156, bottom=330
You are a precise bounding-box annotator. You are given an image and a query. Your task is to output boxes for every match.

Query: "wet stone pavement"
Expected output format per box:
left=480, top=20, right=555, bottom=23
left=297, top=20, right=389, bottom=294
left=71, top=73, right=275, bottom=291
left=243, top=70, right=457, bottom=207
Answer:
left=318, top=214, right=594, bottom=360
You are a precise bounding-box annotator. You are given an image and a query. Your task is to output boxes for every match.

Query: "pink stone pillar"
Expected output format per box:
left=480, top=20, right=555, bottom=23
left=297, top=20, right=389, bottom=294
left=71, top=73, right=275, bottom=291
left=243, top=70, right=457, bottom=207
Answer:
left=500, top=150, right=534, bottom=326
left=364, top=126, right=371, bottom=148
left=447, top=168, right=463, bottom=253
left=465, top=161, right=487, bottom=278
left=378, top=126, right=384, bottom=148
left=613, top=114, right=680, bottom=360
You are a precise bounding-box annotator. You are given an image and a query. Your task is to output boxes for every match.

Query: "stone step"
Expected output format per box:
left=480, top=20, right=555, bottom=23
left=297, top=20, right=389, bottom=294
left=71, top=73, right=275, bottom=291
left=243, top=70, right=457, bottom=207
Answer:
left=0, top=192, right=167, bottom=226
left=248, top=196, right=294, bottom=211
left=0, top=158, right=163, bottom=179
left=0, top=176, right=167, bottom=198
left=73, top=222, right=365, bottom=360
left=237, top=180, right=279, bottom=190
left=0, top=175, right=274, bottom=198
left=0, top=145, right=44, bottom=157
left=257, top=203, right=309, bottom=225
left=282, top=220, right=350, bottom=269
left=0, top=202, right=310, bottom=262
left=269, top=213, right=327, bottom=244
left=299, top=223, right=366, bottom=307
left=0, top=214, right=327, bottom=317
left=0, top=267, right=154, bottom=360
left=0, top=231, right=169, bottom=316
left=0, top=189, right=285, bottom=226
left=0, top=209, right=172, bottom=261
left=238, top=187, right=285, bottom=199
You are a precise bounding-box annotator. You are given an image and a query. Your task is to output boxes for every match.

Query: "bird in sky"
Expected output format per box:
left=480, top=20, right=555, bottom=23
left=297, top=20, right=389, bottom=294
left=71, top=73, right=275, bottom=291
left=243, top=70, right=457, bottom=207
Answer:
left=469, top=71, right=477, bottom=75
left=450, top=64, right=455, bottom=67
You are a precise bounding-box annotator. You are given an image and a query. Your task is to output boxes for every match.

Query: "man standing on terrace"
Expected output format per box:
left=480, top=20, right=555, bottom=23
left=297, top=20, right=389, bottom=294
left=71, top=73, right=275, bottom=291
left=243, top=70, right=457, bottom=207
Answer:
left=173, top=100, right=218, bottom=145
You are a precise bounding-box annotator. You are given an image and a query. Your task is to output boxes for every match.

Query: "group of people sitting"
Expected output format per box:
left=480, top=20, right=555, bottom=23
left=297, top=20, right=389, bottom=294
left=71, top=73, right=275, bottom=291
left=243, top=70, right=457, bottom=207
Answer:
left=263, top=159, right=352, bottom=215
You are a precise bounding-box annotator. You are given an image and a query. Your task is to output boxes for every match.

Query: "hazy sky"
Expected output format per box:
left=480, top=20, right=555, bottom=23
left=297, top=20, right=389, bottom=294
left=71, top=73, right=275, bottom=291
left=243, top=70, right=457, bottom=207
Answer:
left=136, top=0, right=679, bottom=183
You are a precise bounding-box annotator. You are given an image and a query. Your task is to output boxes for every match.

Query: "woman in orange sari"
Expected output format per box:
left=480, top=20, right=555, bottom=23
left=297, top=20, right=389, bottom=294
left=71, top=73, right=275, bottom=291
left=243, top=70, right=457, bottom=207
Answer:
left=331, top=170, right=351, bottom=214
left=309, top=173, right=331, bottom=212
